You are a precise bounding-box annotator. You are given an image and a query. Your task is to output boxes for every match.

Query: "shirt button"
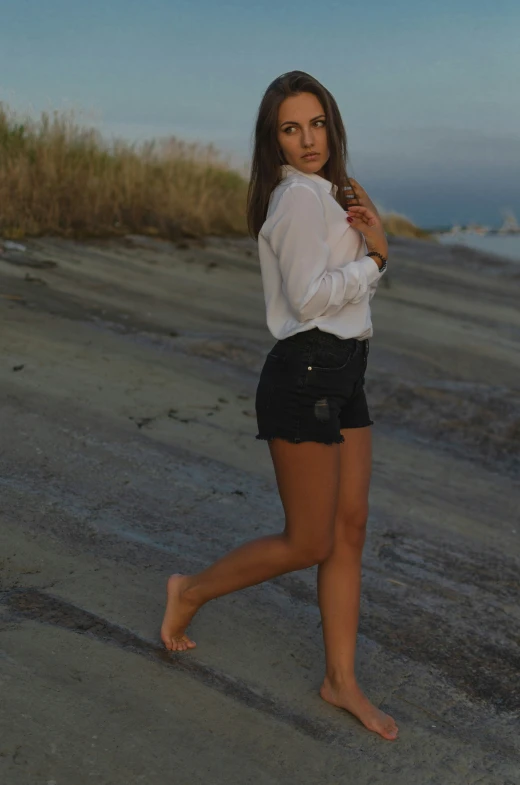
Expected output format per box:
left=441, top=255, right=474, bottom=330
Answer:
left=308, top=366, right=312, bottom=370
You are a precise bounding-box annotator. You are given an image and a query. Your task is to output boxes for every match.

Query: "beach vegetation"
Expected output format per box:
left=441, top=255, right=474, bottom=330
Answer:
left=0, top=104, right=430, bottom=241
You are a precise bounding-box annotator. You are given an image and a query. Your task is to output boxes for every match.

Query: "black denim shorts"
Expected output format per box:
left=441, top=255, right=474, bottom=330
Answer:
left=255, top=328, right=374, bottom=445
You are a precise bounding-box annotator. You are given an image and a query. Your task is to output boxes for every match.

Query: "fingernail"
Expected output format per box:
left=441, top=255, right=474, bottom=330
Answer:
left=347, top=217, right=353, bottom=222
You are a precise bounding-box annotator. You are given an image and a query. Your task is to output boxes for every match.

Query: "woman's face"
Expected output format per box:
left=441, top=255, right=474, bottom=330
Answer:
left=277, top=91, right=329, bottom=177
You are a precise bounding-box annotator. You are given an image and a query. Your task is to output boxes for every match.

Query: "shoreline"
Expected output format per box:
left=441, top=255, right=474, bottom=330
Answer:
left=434, top=230, right=520, bottom=263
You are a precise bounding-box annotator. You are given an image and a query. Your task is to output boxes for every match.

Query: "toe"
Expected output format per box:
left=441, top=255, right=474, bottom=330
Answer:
left=174, top=637, right=186, bottom=651
left=384, top=722, right=398, bottom=740
left=182, top=634, right=196, bottom=648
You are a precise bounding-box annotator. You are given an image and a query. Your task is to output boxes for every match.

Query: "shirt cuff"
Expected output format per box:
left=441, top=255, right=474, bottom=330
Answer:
left=359, top=255, right=384, bottom=284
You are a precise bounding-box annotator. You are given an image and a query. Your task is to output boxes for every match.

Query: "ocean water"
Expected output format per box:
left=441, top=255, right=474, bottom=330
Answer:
left=434, top=233, right=520, bottom=263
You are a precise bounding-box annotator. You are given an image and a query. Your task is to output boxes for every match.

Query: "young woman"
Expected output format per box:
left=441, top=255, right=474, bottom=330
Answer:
left=161, top=70, right=398, bottom=741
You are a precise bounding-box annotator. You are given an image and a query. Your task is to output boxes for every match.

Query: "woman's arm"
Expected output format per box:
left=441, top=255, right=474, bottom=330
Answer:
left=266, top=184, right=382, bottom=323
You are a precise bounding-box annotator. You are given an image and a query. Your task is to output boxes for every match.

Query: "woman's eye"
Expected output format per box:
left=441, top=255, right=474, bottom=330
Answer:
left=284, top=120, right=326, bottom=134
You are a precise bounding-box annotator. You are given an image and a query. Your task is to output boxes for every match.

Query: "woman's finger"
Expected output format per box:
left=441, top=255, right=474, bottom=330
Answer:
left=348, top=179, right=365, bottom=195
left=346, top=179, right=380, bottom=216
left=347, top=205, right=371, bottom=215
left=347, top=213, right=371, bottom=226
left=346, top=209, right=377, bottom=227
left=349, top=178, right=365, bottom=192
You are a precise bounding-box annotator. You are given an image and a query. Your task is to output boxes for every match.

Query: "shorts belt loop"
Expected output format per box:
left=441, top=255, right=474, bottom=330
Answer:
left=308, top=328, right=319, bottom=367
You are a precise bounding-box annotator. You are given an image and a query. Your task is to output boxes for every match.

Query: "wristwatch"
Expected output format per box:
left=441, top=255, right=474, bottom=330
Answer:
left=366, top=251, right=388, bottom=273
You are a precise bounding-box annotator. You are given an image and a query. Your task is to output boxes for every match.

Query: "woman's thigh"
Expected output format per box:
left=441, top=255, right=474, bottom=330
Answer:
left=334, top=426, right=372, bottom=545
left=268, top=438, right=341, bottom=560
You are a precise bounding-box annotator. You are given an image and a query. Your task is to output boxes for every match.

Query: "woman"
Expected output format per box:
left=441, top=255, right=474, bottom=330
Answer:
left=161, top=70, right=398, bottom=741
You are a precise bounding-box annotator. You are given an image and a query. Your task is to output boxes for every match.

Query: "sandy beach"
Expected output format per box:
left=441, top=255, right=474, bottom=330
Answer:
left=1, top=233, right=519, bottom=784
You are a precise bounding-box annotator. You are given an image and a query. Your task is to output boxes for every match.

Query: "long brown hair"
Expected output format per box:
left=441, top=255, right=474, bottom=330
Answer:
left=246, top=70, right=355, bottom=239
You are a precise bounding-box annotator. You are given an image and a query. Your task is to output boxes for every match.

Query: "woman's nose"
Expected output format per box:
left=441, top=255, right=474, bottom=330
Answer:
left=301, top=127, right=315, bottom=147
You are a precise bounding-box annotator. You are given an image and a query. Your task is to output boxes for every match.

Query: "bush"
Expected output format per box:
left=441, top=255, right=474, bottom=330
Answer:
left=0, top=104, right=248, bottom=239
left=0, top=103, right=429, bottom=241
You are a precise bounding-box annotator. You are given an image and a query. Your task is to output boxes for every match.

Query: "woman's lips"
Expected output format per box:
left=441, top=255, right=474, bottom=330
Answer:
left=302, top=153, right=319, bottom=160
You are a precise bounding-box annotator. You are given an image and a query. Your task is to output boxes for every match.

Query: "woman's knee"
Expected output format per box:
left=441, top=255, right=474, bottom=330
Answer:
left=336, top=506, right=369, bottom=548
left=288, top=532, right=335, bottom=567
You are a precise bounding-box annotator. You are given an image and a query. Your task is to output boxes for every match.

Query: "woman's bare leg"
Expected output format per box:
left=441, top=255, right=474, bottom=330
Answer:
left=161, top=438, right=341, bottom=651
left=317, top=426, right=399, bottom=740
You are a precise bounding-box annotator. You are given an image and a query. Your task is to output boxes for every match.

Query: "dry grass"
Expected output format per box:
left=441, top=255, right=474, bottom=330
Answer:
left=0, top=103, right=429, bottom=241
left=0, top=104, right=248, bottom=240
left=381, top=210, right=432, bottom=239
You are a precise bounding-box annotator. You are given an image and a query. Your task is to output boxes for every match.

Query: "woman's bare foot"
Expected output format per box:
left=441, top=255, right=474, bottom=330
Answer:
left=320, top=676, right=398, bottom=740
left=160, top=574, right=199, bottom=652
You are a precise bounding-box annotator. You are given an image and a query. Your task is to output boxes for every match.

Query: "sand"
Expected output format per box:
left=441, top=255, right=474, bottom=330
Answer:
left=0, top=232, right=519, bottom=784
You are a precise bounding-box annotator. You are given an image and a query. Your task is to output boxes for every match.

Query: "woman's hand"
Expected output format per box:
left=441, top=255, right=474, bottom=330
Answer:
left=345, top=177, right=381, bottom=219
left=346, top=205, right=388, bottom=259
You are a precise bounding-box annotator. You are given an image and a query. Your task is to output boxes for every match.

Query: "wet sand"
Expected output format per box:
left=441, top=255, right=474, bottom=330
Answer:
left=1, top=233, right=519, bottom=783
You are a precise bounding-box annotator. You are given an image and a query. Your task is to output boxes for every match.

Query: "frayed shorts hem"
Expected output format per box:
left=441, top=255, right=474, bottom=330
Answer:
left=255, top=433, right=346, bottom=445
left=255, top=418, right=374, bottom=445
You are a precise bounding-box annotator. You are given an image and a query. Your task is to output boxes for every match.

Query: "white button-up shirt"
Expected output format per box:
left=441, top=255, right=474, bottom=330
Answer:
left=257, top=163, right=387, bottom=340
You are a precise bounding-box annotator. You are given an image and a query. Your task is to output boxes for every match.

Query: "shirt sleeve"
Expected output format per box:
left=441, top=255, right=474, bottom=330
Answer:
left=267, top=184, right=382, bottom=322
left=368, top=263, right=387, bottom=301
left=364, top=234, right=387, bottom=301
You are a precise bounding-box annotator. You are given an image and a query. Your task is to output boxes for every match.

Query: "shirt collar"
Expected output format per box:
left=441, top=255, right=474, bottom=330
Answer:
left=280, top=163, right=338, bottom=198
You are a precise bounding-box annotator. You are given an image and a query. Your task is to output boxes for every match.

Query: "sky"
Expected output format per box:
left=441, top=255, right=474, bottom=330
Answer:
left=1, top=0, right=519, bottom=229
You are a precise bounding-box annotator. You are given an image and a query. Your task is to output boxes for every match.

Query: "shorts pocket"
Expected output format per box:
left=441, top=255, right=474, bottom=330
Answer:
left=309, top=345, right=357, bottom=372
left=266, top=340, right=286, bottom=361
left=265, top=352, right=288, bottom=367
